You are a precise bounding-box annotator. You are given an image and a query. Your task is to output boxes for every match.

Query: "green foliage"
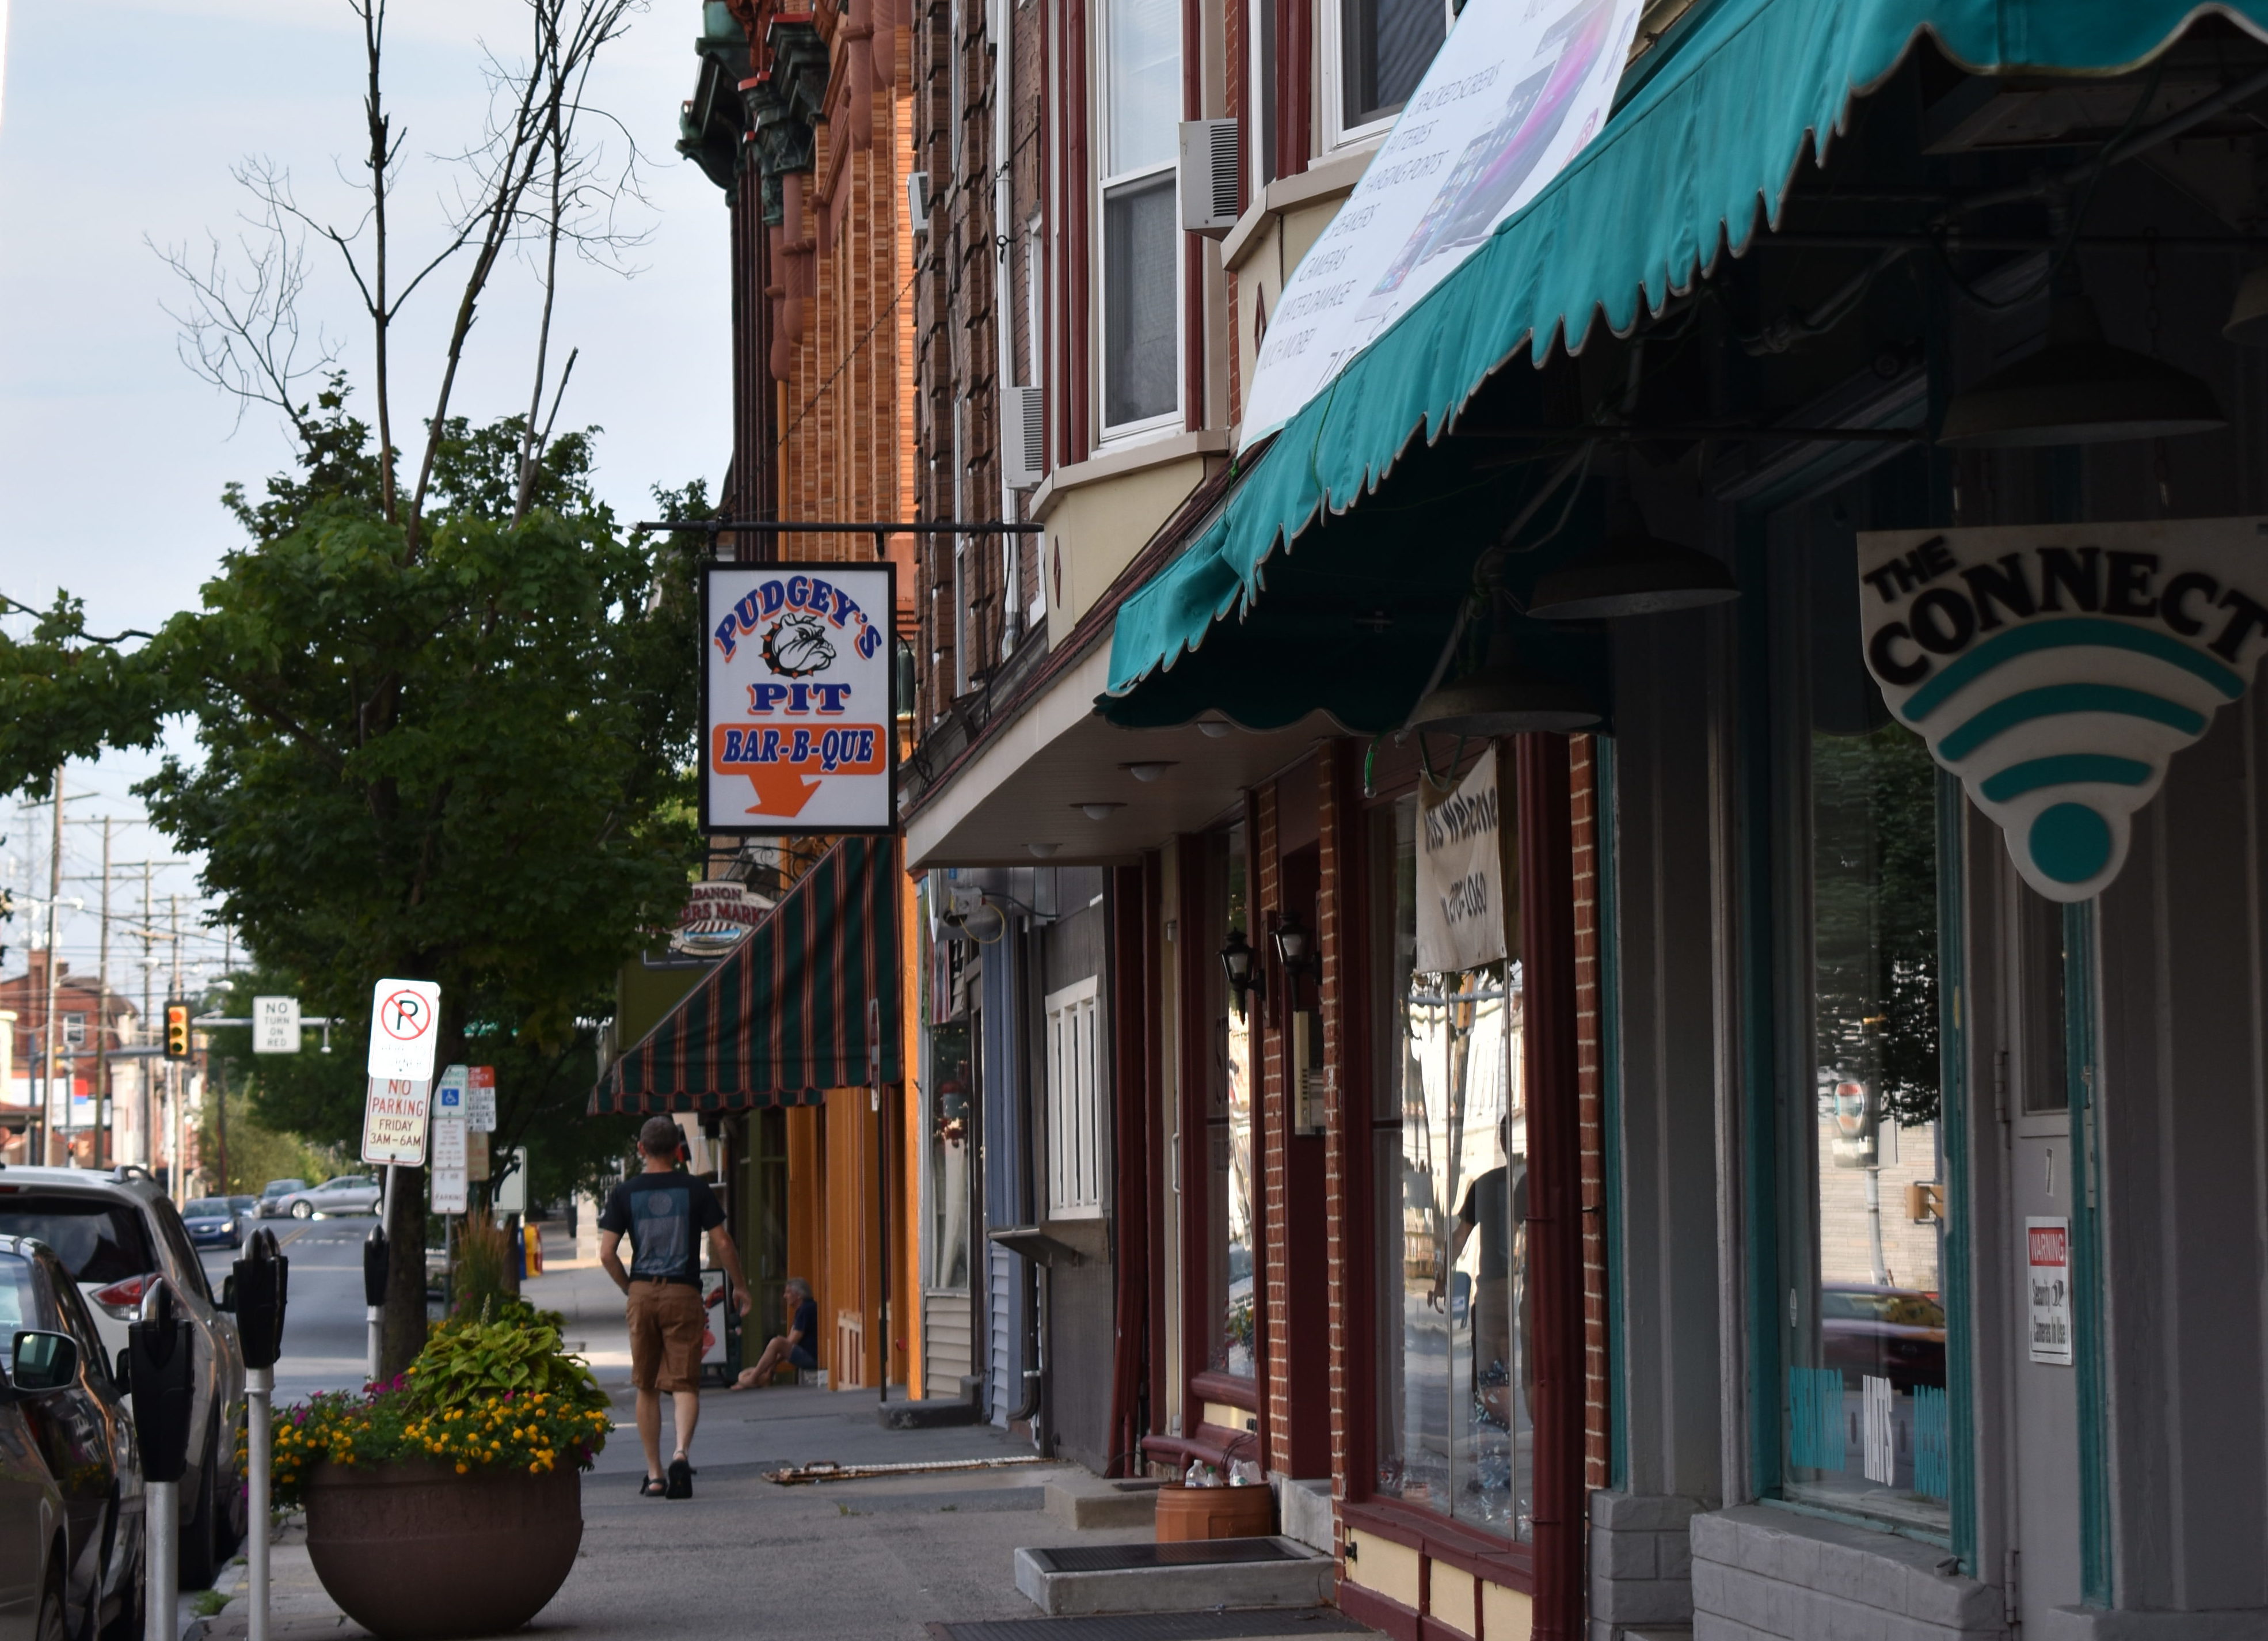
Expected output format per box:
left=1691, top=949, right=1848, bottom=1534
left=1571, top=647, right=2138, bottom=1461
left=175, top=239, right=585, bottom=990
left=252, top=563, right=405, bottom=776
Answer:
left=0, top=379, right=710, bottom=1235
left=196, top=1077, right=346, bottom=1196
left=406, top=1306, right=600, bottom=1410
left=449, top=1212, right=515, bottom=1322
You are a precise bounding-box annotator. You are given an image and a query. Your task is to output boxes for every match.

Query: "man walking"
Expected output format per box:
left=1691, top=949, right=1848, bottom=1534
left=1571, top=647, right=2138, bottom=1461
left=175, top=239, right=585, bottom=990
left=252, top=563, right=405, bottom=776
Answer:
left=599, top=1116, right=753, bottom=1498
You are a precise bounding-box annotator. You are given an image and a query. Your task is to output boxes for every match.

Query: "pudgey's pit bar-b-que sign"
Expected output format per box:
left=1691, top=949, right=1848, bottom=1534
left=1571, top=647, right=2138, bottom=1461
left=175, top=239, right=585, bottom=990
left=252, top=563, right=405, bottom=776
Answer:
left=1858, top=519, right=2268, bottom=902
left=703, top=564, right=897, bottom=834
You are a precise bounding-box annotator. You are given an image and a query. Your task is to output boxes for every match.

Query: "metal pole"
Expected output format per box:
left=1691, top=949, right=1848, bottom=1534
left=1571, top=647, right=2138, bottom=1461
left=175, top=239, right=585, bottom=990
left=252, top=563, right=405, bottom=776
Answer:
left=141, top=1278, right=178, bottom=1641
left=369, top=1167, right=394, bottom=1382
left=140, top=863, right=153, bottom=1169
left=245, top=1363, right=272, bottom=1641
left=41, top=767, right=63, bottom=1164
left=168, top=896, right=182, bottom=1203
left=97, top=818, right=111, bottom=1168
left=870, top=997, right=886, bottom=1405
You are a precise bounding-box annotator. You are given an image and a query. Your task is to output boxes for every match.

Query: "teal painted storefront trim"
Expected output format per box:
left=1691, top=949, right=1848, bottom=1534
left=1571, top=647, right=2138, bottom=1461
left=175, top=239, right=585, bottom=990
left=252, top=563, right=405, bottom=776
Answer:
left=1106, top=0, right=2268, bottom=698
left=1736, top=516, right=1782, bottom=1504
left=1936, top=772, right=1977, bottom=1571
left=1598, top=737, right=1631, bottom=1492
left=2065, top=901, right=2113, bottom=1607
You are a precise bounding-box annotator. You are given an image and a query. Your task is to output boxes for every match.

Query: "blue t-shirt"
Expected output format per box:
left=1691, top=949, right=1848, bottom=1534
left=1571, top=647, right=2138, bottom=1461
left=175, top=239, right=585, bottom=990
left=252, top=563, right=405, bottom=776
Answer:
left=789, top=1296, right=817, bottom=1346
left=598, top=1171, right=724, bottom=1283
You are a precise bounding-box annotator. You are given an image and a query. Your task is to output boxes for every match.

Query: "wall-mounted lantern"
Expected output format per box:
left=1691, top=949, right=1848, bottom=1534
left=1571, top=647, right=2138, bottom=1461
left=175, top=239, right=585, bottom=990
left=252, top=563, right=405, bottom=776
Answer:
left=1220, top=927, right=1262, bottom=1020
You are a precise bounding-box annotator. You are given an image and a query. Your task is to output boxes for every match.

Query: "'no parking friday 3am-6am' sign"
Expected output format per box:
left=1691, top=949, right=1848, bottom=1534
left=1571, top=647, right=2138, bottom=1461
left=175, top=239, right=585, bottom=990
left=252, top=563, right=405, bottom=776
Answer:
left=1857, top=518, right=2268, bottom=902
left=703, top=563, right=897, bottom=834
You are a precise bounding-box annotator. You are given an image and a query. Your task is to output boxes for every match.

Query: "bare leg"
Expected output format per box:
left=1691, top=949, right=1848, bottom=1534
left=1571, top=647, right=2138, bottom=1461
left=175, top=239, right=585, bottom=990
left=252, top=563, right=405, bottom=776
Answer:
left=732, top=1335, right=789, bottom=1389
left=635, top=1387, right=663, bottom=1480
left=671, top=1388, right=701, bottom=1459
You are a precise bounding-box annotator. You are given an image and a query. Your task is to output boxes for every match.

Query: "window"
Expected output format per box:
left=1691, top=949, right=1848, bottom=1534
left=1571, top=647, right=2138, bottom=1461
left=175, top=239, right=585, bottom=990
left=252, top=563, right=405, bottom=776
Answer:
left=929, top=1021, right=975, bottom=1289
left=62, top=1013, right=87, bottom=1049
left=1774, top=497, right=1955, bottom=1536
left=1046, top=976, right=1105, bottom=1218
left=1207, top=826, right=1257, bottom=1377
left=1097, top=0, right=1181, bottom=431
left=1373, top=795, right=1531, bottom=1537
left=1330, top=0, right=1451, bottom=143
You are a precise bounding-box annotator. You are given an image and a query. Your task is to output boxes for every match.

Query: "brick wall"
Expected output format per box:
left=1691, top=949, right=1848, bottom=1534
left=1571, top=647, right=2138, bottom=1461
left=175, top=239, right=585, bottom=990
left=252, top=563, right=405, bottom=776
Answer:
left=1571, top=735, right=1609, bottom=1491
left=1255, top=784, right=1288, bottom=1476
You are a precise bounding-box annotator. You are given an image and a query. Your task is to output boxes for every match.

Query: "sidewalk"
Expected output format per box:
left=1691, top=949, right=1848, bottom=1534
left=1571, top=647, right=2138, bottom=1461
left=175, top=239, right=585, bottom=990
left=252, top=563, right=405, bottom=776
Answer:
left=204, top=1223, right=1166, bottom=1640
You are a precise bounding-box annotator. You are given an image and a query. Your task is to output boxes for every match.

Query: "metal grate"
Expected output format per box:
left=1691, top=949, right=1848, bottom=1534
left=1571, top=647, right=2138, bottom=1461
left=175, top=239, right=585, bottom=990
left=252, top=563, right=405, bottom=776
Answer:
left=1023, top=1539, right=1308, bottom=1574
left=926, top=1608, right=1366, bottom=1641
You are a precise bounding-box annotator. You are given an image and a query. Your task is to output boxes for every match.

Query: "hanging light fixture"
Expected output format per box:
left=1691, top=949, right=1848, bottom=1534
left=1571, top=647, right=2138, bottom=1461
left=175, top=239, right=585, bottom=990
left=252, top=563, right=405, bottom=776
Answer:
left=2225, top=265, right=2268, bottom=345
left=1406, top=659, right=1599, bottom=735
left=1525, top=492, right=1740, bottom=621
left=1940, top=292, right=2224, bottom=447
left=1219, top=927, right=1262, bottom=1020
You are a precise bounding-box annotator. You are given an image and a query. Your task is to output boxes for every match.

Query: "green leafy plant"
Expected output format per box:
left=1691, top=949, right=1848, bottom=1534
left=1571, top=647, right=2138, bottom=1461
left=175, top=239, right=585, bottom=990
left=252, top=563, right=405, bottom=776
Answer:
left=260, top=1310, right=609, bottom=1507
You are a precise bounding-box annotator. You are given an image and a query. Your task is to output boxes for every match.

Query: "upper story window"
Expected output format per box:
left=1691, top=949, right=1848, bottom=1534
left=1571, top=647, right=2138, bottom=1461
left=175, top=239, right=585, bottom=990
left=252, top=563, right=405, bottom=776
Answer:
left=1098, top=0, right=1182, bottom=433
left=1330, top=0, right=1452, bottom=145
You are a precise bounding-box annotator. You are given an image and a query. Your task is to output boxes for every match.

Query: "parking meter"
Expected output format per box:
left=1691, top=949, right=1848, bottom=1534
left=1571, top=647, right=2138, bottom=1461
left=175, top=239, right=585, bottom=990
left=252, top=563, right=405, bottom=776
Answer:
left=234, top=1229, right=288, bottom=1641
left=232, top=1228, right=290, bottom=1371
left=128, top=1281, right=192, bottom=1641
left=362, top=1225, right=387, bottom=1385
left=125, top=1283, right=193, bottom=1484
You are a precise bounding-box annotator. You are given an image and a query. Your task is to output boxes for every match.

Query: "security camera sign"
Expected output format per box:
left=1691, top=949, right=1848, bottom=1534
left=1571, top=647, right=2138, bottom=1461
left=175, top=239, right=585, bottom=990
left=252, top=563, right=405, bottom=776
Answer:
left=367, top=978, right=443, bottom=1081
left=703, top=564, right=897, bottom=834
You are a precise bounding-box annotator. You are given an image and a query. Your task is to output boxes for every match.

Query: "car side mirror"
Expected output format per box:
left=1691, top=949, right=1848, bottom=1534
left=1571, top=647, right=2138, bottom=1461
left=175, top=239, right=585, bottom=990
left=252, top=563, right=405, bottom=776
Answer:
left=113, top=1348, right=132, bottom=1392
left=218, top=1274, right=237, bottom=1313
left=11, top=1331, right=79, bottom=1395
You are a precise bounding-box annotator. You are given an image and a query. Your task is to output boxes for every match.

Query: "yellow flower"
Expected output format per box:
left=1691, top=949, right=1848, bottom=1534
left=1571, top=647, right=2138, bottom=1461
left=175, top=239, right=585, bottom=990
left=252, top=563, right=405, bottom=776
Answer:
left=455, top=1463, right=468, bottom=1475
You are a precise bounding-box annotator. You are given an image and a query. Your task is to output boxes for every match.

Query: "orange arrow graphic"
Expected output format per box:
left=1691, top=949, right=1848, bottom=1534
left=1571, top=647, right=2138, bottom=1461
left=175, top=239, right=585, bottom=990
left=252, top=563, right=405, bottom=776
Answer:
left=745, top=766, right=823, bottom=816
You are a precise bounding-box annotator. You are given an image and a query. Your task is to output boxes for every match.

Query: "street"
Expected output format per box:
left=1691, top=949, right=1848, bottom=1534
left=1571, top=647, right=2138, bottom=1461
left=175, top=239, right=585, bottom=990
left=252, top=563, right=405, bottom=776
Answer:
left=200, top=1215, right=382, bottom=1402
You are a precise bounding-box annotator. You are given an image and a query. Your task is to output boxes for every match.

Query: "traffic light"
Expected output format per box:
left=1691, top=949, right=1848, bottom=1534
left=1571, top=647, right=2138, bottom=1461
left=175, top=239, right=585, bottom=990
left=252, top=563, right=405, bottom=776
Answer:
left=163, top=1001, right=192, bottom=1061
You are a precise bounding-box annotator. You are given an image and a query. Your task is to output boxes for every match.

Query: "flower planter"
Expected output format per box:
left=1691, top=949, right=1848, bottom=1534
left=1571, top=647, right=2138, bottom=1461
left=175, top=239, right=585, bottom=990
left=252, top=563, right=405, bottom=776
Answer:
left=303, top=1459, right=581, bottom=1641
left=1155, top=1481, right=1276, bottom=1541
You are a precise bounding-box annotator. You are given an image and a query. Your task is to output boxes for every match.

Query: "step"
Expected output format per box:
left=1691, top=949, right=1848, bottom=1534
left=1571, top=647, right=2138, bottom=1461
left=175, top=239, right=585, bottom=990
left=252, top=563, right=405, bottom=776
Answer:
left=1045, top=1472, right=1164, bottom=1529
left=877, top=1394, right=985, bottom=1429
left=1014, top=1537, right=1337, bottom=1617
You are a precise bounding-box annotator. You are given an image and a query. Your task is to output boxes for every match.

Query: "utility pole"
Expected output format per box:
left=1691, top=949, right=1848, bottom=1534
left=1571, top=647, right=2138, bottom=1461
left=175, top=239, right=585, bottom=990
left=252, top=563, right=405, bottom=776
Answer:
left=169, top=894, right=182, bottom=1205
left=141, top=862, right=154, bottom=1172
left=40, top=769, right=63, bottom=1165
left=216, top=925, right=232, bottom=1193
left=97, top=819, right=112, bottom=1168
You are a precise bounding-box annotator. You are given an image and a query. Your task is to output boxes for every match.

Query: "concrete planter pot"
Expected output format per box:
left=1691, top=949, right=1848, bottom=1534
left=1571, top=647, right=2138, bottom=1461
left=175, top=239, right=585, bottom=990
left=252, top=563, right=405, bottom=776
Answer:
left=303, top=1460, right=581, bottom=1640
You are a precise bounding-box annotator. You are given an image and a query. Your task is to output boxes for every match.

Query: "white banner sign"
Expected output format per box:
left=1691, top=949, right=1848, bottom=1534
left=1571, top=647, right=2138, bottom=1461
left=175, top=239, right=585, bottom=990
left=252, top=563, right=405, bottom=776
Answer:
left=703, top=564, right=897, bottom=834
left=367, top=978, right=443, bottom=1081
left=252, top=996, right=301, bottom=1055
left=2026, top=1217, right=2073, bottom=1366
left=1240, top=0, right=1644, bottom=446
left=1416, top=746, right=1508, bottom=973
left=360, top=1077, right=432, bottom=1167
left=432, top=1166, right=469, bottom=1216
left=466, top=1065, right=497, bottom=1133
left=1858, top=519, right=2268, bottom=902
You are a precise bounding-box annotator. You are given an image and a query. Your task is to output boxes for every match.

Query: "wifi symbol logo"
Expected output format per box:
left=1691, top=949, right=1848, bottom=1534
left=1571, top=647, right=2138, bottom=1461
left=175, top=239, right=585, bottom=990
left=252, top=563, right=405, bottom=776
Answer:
left=1859, top=523, right=2268, bottom=903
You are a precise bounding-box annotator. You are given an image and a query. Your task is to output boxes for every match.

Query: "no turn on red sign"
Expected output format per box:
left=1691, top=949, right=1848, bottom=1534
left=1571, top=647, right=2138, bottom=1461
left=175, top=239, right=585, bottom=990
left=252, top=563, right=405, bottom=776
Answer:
left=367, top=978, right=443, bottom=1081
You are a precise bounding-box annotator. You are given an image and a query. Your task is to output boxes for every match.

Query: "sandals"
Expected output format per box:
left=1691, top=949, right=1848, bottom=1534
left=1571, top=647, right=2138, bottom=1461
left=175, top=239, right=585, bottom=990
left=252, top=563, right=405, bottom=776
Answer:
left=665, top=1456, right=694, bottom=1499
left=638, top=1476, right=667, bottom=1498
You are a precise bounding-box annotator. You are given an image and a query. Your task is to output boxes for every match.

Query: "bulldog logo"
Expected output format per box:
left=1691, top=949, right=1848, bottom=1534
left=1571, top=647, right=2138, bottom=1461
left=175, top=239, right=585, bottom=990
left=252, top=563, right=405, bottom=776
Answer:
left=762, top=611, right=836, bottom=678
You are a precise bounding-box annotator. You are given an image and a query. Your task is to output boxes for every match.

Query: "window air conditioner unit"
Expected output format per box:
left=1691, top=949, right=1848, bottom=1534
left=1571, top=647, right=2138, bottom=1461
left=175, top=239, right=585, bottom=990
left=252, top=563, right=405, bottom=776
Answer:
left=905, top=170, right=930, bottom=233
left=1003, top=386, right=1046, bottom=489
left=1178, top=119, right=1239, bottom=238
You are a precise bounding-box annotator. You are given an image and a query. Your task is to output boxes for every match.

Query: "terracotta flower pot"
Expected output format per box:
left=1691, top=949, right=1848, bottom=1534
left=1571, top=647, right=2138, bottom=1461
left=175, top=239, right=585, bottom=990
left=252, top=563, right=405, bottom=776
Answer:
left=1155, top=1481, right=1276, bottom=1541
left=303, top=1460, right=581, bottom=1640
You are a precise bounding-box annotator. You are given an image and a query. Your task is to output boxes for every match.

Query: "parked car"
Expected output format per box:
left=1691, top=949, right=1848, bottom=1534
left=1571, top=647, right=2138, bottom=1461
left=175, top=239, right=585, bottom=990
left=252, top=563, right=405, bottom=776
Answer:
left=0, top=1167, right=246, bottom=1587
left=0, top=1234, right=144, bottom=1641
left=254, top=1180, right=307, bottom=1220
left=180, top=1199, right=243, bottom=1252
left=1821, top=1282, right=1946, bottom=1392
left=273, top=1176, right=382, bottom=1220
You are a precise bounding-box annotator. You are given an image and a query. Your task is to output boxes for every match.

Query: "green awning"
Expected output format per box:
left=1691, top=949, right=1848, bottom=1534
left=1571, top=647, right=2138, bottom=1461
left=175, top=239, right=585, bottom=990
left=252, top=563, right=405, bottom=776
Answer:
left=1107, top=0, right=2268, bottom=700
left=590, top=836, right=901, bottom=1114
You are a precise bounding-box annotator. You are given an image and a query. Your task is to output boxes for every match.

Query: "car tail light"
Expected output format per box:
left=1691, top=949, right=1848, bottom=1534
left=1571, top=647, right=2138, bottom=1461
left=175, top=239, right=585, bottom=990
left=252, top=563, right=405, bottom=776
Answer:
left=92, top=1274, right=156, bottom=1319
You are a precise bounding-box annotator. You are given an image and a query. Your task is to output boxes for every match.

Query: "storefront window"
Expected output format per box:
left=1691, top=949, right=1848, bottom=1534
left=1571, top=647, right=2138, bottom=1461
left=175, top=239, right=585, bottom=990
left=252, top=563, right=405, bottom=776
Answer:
left=1778, top=508, right=1954, bottom=1535
left=1208, top=826, right=1257, bottom=1377
left=929, top=1022, right=973, bottom=1291
left=1373, top=795, right=1529, bottom=1537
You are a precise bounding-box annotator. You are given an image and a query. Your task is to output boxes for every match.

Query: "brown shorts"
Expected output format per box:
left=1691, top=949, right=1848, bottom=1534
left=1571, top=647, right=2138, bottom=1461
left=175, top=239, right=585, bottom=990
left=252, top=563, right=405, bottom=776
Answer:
left=627, top=1280, right=706, bottom=1392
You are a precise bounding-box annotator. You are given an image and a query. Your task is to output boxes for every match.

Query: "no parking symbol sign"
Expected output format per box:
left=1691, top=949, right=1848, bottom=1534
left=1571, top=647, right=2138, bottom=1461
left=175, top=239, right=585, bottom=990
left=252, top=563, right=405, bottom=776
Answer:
left=367, top=978, right=442, bottom=1081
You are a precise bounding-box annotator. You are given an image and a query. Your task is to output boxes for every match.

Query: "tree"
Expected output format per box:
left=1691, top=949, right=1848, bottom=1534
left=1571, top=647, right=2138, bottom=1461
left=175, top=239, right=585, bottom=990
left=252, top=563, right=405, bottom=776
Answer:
left=0, top=394, right=707, bottom=1371
left=0, top=0, right=690, bottom=1373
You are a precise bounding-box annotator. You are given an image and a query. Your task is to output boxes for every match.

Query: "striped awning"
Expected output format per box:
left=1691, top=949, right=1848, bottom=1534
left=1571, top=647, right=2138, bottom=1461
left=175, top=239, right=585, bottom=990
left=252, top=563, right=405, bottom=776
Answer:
left=590, top=835, right=903, bottom=1114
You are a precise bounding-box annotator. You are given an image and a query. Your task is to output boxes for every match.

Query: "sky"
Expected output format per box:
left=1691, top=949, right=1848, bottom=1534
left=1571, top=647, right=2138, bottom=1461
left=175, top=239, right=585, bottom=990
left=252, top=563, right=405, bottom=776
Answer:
left=0, top=0, right=731, bottom=1006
